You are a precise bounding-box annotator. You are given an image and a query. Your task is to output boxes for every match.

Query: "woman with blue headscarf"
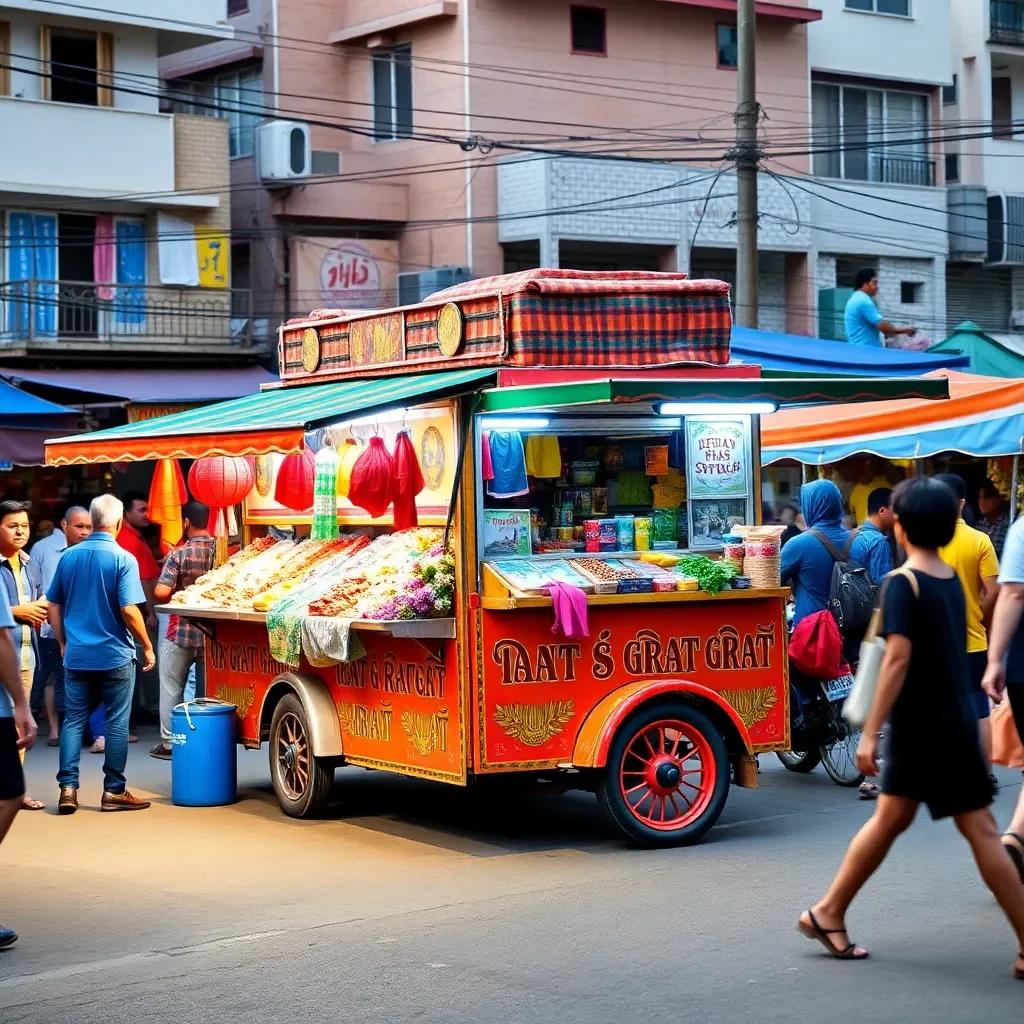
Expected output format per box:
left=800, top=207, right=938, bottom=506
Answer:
left=781, top=479, right=851, bottom=627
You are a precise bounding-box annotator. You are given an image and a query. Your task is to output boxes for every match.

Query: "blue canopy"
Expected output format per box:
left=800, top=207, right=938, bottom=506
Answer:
left=730, top=326, right=971, bottom=377
left=0, top=377, right=75, bottom=426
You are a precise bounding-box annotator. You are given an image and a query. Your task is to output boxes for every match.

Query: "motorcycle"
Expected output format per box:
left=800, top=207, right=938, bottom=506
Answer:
left=777, top=671, right=864, bottom=787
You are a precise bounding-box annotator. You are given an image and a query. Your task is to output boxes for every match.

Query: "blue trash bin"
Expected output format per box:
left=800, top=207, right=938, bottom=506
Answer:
left=171, top=698, right=237, bottom=807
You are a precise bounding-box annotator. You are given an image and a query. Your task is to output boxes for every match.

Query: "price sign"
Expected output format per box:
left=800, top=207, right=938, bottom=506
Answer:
left=686, top=417, right=749, bottom=498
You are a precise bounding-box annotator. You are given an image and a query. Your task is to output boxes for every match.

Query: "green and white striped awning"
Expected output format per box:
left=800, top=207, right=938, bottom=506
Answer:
left=46, top=368, right=496, bottom=465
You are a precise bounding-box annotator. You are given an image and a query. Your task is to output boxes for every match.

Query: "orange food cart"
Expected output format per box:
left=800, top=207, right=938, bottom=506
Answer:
left=44, top=270, right=947, bottom=846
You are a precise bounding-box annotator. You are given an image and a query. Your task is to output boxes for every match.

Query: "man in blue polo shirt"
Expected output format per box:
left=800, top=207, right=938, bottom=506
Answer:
left=850, top=487, right=894, bottom=583
left=844, top=267, right=918, bottom=347
left=47, top=494, right=155, bottom=814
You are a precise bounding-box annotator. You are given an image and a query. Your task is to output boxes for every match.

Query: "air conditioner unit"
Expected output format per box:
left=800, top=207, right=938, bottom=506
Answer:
left=397, top=266, right=473, bottom=306
left=257, top=120, right=311, bottom=184
left=986, top=193, right=1024, bottom=265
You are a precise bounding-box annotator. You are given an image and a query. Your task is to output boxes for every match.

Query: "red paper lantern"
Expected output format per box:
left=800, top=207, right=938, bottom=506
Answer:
left=274, top=445, right=316, bottom=511
left=188, top=456, right=254, bottom=508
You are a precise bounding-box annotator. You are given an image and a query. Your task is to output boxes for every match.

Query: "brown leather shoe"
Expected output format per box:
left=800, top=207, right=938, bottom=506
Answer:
left=101, top=790, right=151, bottom=812
left=57, top=787, right=78, bottom=815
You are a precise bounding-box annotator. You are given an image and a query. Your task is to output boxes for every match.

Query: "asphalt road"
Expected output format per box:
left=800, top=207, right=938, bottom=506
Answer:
left=1, top=732, right=1022, bottom=1023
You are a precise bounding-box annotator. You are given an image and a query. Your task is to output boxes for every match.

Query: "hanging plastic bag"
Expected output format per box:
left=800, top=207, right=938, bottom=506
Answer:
left=335, top=437, right=361, bottom=498
left=311, top=444, right=340, bottom=540
left=789, top=609, right=848, bottom=681
left=391, top=430, right=425, bottom=531
left=348, top=435, right=394, bottom=518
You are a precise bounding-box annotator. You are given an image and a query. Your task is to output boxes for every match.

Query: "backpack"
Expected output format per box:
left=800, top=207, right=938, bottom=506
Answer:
left=808, top=528, right=876, bottom=635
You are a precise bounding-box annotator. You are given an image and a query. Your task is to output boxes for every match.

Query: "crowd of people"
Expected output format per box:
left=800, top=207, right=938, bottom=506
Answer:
left=777, top=469, right=1024, bottom=978
left=0, top=492, right=215, bottom=948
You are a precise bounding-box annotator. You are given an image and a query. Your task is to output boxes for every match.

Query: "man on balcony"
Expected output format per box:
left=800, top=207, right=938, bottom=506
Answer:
left=844, top=268, right=918, bottom=348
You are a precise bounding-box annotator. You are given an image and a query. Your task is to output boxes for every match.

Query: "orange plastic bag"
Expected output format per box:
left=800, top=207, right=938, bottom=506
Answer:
left=992, top=699, right=1024, bottom=769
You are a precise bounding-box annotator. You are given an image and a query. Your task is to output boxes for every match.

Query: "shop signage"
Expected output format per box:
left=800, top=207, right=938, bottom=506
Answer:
left=292, top=238, right=399, bottom=310
left=686, top=417, right=748, bottom=498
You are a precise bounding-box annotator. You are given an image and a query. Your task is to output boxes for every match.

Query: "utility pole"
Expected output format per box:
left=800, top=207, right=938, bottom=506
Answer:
left=734, top=0, right=759, bottom=328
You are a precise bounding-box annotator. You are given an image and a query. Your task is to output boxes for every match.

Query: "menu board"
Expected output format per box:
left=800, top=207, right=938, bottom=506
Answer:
left=685, top=417, right=749, bottom=498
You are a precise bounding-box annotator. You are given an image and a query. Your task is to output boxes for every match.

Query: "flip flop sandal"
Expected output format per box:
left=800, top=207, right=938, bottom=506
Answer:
left=858, top=782, right=880, bottom=800
left=21, top=798, right=44, bottom=811
left=798, top=910, right=869, bottom=960
left=47, top=737, right=59, bottom=747
left=1003, top=833, right=1024, bottom=885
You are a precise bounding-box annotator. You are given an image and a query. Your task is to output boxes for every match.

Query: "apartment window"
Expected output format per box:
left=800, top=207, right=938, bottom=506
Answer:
left=570, top=6, right=606, bottom=55
left=992, top=77, right=1014, bottom=139
left=41, top=26, right=114, bottom=107
left=812, top=82, right=933, bottom=185
left=943, top=73, right=957, bottom=105
left=372, top=45, right=413, bottom=140
left=945, top=152, right=960, bottom=182
left=227, top=0, right=248, bottom=14
left=844, top=0, right=910, bottom=14
left=900, top=281, right=922, bottom=304
left=214, top=66, right=264, bottom=158
left=716, top=24, right=738, bottom=69
left=836, top=257, right=878, bottom=288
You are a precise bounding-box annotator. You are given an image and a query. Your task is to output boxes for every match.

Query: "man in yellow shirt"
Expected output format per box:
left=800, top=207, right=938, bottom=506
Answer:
left=936, top=474, right=1000, bottom=767
left=847, top=458, right=893, bottom=526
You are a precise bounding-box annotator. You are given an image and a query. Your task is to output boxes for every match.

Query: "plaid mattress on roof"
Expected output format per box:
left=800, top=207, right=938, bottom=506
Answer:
left=429, top=269, right=732, bottom=368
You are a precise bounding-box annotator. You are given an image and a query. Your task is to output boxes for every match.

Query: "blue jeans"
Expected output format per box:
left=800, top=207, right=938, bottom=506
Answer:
left=58, top=661, right=135, bottom=794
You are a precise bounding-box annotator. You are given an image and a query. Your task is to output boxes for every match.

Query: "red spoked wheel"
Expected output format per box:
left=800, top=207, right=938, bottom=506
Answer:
left=598, top=701, right=730, bottom=848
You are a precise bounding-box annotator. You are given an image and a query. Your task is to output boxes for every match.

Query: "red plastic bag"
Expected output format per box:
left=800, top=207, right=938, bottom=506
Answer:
left=391, top=430, right=425, bottom=531
left=789, top=609, right=850, bottom=681
left=348, top=435, right=394, bottom=518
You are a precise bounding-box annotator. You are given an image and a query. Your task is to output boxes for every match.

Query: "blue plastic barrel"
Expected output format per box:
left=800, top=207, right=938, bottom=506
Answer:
left=171, top=698, right=238, bottom=807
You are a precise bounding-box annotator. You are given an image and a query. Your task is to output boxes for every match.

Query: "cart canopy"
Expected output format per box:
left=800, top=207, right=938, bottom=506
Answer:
left=761, top=370, right=1024, bottom=464
left=45, top=367, right=496, bottom=466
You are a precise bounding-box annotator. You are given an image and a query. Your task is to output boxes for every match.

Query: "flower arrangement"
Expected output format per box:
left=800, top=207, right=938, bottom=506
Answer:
left=360, top=544, right=456, bottom=621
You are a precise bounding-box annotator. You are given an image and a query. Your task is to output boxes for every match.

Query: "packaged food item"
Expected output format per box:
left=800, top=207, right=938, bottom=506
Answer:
left=675, top=576, right=700, bottom=593
left=634, top=517, right=651, bottom=551
left=652, top=507, right=677, bottom=542
left=561, top=501, right=574, bottom=527
left=599, top=519, right=618, bottom=552
left=722, top=531, right=746, bottom=574
left=584, top=519, right=601, bottom=553
left=639, top=551, right=681, bottom=568
left=571, top=460, right=600, bottom=485
left=615, top=514, right=635, bottom=551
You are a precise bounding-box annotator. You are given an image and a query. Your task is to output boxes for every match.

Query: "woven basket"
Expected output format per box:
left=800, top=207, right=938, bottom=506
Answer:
left=743, top=540, right=780, bottom=588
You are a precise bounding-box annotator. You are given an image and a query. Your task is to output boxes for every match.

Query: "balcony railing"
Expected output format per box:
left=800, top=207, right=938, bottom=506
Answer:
left=867, top=152, right=936, bottom=187
left=0, top=280, right=257, bottom=349
left=991, top=0, right=1024, bottom=43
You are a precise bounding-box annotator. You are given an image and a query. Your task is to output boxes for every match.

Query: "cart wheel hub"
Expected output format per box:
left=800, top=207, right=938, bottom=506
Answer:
left=649, top=757, right=682, bottom=794
left=282, top=744, right=298, bottom=771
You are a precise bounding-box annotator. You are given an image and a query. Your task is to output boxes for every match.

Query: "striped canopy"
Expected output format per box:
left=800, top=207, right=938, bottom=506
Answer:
left=762, top=371, right=1024, bottom=464
left=45, top=368, right=495, bottom=466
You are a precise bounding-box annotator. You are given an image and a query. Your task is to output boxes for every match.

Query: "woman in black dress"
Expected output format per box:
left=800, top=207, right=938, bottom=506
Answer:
left=797, top=477, right=1024, bottom=980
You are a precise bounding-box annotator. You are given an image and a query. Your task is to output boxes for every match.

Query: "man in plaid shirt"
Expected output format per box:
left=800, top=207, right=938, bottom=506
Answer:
left=149, top=502, right=215, bottom=760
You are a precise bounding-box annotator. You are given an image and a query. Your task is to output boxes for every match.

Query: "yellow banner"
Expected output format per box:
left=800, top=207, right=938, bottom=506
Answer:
left=196, top=228, right=229, bottom=289
left=127, top=404, right=194, bottom=424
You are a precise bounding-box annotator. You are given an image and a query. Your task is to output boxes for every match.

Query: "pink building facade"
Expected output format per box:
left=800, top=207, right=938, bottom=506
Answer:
left=160, top=0, right=823, bottom=334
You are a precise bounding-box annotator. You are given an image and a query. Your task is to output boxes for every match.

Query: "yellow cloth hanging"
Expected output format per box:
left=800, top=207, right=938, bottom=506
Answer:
left=336, top=438, right=361, bottom=497
left=524, top=435, right=561, bottom=478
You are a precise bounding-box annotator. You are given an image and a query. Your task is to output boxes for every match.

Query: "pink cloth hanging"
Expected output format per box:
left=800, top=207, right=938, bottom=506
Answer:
left=544, top=582, right=590, bottom=639
left=93, top=215, right=116, bottom=300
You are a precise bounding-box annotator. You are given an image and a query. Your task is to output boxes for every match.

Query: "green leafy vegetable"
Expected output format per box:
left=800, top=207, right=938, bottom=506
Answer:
left=678, top=556, right=736, bottom=595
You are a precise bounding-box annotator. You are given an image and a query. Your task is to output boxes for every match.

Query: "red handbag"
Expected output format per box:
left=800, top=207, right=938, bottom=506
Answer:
left=789, top=609, right=850, bottom=681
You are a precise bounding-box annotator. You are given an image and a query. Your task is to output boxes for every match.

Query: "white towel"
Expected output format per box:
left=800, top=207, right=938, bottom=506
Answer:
left=157, top=213, right=199, bottom=286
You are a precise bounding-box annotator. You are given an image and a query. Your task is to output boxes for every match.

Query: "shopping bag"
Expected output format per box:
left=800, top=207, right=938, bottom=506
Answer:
left=843, top=567, right=919, bottom=729
left=992, top=699, right=1024, bottom=769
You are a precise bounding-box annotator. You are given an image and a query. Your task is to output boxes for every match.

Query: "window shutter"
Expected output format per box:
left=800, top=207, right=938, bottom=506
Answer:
left=0, top=23, right=9, bottom=96
left=39, top=25, right=51, bottom=101
left=97, top=32, right=114, bottom=107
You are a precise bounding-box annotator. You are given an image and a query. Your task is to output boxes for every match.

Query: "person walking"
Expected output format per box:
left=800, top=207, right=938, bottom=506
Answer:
left=116, top=492, right=160, bottom=724
left=850, top=488, right=894, bottom=583
left=29, top=506, right=92, bottom=747
left=797, top=477, right=1024, bottom=979
left=978, top=479, right=1012, bottom=559
left=150, top=501, right=215, bottom=760
left=843, top=267, right=918, bottom=349
left=936, top=473, right=1001, bottom=770
left=0, top=500, right=47, bottom=811
left=0, top=583, right=37, bottom=948
left=982, top=513, right=1024, bottom=886
left=48, top=495, right=155, bottom=814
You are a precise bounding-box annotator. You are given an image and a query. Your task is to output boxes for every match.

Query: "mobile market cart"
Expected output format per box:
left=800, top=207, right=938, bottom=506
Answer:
left=45, top=270, right=947, bottom=847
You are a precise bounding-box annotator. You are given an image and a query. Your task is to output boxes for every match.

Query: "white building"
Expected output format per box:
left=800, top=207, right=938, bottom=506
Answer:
left=946, top=0, right=1024, bottom=336
left=804, top=0, right=951, bottom=347
left=0, top=1, right=269, bottom=364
